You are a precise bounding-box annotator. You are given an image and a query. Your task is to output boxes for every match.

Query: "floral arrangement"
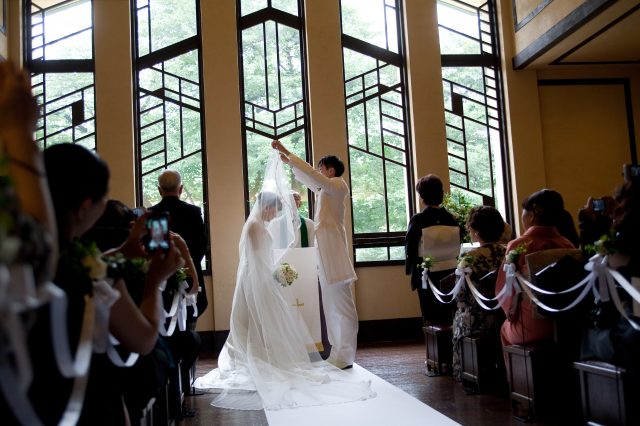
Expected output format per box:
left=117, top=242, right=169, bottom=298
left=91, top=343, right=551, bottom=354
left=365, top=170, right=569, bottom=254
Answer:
left=419, top=256, right=436, bottom=270
left=584, top=230, right=618, bottom=256
left=165, top=266, right=189, bottom=293
left=458, top=254, right=476, bottom=269
left=103, top=252, right=148, bottom=283
left=57, top=239, right=106, bottom=295
left=506, top=244, right=527, bottom=264
left=273, top=262, right=298, bottom=287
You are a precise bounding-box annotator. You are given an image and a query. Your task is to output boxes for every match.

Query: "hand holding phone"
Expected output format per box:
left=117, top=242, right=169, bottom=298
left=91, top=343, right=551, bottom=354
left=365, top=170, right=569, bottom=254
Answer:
left=143, top=211, right=171, bottom=255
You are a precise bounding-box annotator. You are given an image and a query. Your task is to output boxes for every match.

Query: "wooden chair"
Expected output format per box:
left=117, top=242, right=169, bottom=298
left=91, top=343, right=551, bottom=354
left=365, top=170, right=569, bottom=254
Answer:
left=503, top=344, right=556, bottom=421
left=423, top=324, right=453, bottom=376
left=461, top=333, right=503, bottom=393
left=501, top=249, right=585, bottom=421
left=574, top=360, right=630, bottom=425
left=524, top=248, right=583, bottom=280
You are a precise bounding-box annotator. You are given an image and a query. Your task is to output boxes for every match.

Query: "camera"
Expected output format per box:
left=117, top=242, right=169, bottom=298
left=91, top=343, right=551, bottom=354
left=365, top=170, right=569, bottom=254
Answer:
left=623, top=164, right=640, bottom=182
left=591, top=198, right=605, bottom=212
left=143, top=211, right=170, bottom=254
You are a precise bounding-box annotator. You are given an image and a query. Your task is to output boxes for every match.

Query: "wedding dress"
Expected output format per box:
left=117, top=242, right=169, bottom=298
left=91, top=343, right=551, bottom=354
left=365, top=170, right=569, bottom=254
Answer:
left=193, top=151, right=375, bottom=410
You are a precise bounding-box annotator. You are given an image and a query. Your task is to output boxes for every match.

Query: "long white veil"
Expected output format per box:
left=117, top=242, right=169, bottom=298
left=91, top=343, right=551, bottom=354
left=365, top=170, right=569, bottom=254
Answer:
left=194, top=151, right=375, bottom=410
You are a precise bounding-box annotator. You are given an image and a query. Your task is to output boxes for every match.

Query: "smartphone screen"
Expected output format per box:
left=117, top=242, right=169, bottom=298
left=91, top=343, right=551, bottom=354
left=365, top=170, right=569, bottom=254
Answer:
left=145, top=212, right=170, bottom=254
left=592, top=199, right=605, bottom=212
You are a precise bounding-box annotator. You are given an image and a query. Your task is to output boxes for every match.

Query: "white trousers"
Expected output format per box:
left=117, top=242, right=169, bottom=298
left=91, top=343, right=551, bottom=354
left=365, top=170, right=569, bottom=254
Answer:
left=320, top=280, right=358, bottom=367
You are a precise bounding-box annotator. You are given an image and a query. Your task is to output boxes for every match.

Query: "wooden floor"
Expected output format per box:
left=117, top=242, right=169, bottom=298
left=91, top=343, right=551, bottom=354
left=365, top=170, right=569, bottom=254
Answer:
left=177, top=340, right=562, bottom=426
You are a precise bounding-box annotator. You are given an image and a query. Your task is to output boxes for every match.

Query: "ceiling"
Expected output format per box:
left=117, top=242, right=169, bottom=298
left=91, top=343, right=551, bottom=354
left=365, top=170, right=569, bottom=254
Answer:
left=513, top=0, right=640, bottom=69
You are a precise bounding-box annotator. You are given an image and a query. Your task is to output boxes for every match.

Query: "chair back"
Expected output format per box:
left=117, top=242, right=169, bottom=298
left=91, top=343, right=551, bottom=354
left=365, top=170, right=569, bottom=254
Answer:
left=419, top=225, right=461, bottom=272
left=525, top=249, right=583, bottom=282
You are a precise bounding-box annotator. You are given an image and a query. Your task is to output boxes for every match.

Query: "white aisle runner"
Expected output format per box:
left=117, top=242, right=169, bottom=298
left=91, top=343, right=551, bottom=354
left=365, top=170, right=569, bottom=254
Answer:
left=265, top=364, right=460, bottom=426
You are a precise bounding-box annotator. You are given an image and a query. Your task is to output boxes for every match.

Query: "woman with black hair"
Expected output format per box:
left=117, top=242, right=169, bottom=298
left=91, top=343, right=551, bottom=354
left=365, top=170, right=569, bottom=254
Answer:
left=452, top=206, right=507, bottom=382
left=405, top=174, right=459, bottom=325
left=495, top=189, right=575, bottom=347
left=24, top=143, right=183, bottom=425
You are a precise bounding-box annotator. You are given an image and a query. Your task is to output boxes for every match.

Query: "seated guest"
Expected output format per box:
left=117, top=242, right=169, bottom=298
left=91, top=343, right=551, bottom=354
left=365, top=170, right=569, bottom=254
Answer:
left=405, top=174, right=459, bottom=325
left=452, top=206, right=506, bottom=382
left=577, top=195, right=616, bottom=248
left=496, top=189, right=575, bottom=347
left=580, top=176, right=640, bottom=422
left=86, top=199, right=200, bottom=422
left=0, top=60, right=58, bottom=424
left=545, top=189, right=580, bottom=247
left=24, top=144, right=183, bottom=425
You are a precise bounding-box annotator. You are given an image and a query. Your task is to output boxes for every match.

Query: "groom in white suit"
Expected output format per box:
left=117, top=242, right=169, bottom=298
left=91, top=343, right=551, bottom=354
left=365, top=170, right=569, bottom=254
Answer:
left=272, top=140, right=358, bottom=369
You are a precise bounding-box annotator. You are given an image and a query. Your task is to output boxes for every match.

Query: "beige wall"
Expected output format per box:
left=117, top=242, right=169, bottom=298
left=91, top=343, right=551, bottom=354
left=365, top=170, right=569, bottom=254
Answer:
left=5, top=0, right=639, bottom=332
left=536, top=67, right=640, bottom=222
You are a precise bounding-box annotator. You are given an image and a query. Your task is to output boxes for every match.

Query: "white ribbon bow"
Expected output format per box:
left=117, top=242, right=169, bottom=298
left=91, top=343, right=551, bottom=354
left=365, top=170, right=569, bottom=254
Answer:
left=92, top=279, right=121, bottom=353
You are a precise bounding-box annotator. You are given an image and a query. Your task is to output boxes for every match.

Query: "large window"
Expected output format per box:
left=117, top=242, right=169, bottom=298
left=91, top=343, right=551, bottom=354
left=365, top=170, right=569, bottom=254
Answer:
left=132, top=0, right=209, bottom=266
left=238, top=0, right=310, bottom=214
left=340, top=0, right=412, bottom=264
left=438, top=0, right=509, bottom=217
left=131, top=0, right=208, bottom=208
left=24, top=0, right=96, bottom=150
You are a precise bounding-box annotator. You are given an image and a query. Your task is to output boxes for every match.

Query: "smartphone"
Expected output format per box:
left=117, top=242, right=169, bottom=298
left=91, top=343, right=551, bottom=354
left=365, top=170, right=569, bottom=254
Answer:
left=591, top=198, right=605, bottom=212
left=144, top=211, right=170, bottom=254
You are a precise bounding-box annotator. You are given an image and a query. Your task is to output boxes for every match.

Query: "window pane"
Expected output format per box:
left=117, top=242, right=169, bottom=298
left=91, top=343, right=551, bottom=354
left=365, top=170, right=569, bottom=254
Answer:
left=240, top=0, right=267, bottom=16
left=350, top=150, right=386, bottom=233
left=342, top=0, right=411, bottom=261
left=239, top=0, right=309, bottom=205
left=355, top=247, right=388, bottom=262
left=135, top=0, right=197, bottom=56
left=341, top=0, right=399, bottom=53
left=272, top=0, right=298, bottom=15
left=27, top=1, right=96, bottom=149
left=437, top=1, right=480, bottom=55
left=438, top=0, right=506, bottom=214
left=31, top=0, right=93, bottom=60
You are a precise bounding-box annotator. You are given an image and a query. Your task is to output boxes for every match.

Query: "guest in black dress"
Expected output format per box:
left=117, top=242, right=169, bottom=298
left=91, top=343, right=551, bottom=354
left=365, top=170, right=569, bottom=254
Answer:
left=405, top=175, right=459, bottom=325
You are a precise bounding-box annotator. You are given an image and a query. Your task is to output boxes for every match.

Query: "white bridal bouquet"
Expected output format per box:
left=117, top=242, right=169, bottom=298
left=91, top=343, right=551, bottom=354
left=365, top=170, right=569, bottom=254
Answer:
left=274, top=262, right=299, bottom=287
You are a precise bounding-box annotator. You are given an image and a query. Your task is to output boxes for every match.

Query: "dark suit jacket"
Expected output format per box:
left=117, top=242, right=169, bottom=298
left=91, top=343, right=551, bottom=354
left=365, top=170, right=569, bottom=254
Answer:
left=404, top=206, right=459, bottom=291
left=152, top=196, right=208, bottom=317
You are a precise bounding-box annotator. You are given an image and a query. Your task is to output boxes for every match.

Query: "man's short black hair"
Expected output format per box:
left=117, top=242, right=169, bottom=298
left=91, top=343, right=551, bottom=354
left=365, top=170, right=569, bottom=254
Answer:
left=318, top=155, right=345, bottom=177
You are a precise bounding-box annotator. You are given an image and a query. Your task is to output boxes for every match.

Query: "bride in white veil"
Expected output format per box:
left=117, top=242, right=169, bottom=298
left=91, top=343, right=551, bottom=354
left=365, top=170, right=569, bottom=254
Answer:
left=194, top=150, right=375, bottom=410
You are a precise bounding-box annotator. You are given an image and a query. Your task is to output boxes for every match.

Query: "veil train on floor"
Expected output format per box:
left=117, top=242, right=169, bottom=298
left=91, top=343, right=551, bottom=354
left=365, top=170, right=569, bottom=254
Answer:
left=193, top=151, right=375, bottom=411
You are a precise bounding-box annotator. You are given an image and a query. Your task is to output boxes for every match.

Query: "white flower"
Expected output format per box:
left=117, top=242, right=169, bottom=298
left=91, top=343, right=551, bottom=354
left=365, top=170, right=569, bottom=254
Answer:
left=274, top=262, right=298, bottom=287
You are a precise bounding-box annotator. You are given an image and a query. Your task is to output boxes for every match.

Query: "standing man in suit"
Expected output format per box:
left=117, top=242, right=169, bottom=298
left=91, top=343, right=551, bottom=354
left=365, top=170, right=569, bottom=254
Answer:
left=272, top=140, right=358, bottom=369
left=152, top=170, right=208, bottom=320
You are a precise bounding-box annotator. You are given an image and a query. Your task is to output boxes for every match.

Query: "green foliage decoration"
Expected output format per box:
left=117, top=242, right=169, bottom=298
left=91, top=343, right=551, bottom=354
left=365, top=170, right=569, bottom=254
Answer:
left=442, top=190, right=474, bottom=243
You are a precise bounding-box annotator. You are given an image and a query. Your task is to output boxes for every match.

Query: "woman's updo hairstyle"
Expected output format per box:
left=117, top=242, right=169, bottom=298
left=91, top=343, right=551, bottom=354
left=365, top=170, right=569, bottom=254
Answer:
left=416, top=174, right=444, bottom=206
left=44, top=144, right=110, bottom=218
left=466, top=206, right=505, bottom=243
left=521, top=189, right=564, bottom=226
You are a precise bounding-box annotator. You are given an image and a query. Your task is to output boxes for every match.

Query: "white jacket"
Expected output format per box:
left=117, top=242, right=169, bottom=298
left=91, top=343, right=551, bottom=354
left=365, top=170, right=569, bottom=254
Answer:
left=288, top=154, right=357, bottom=286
